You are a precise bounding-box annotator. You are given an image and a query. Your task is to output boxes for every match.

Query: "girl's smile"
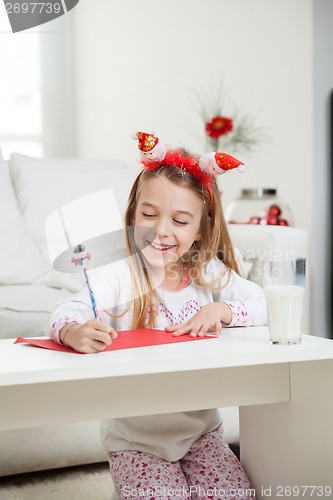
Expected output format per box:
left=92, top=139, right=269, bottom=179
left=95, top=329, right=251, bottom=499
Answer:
left=148, top=241, right=177, bottom=252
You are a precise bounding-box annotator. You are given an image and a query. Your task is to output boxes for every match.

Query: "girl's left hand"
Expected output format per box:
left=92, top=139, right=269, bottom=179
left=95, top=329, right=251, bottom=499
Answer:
left=165, top=303, right=232, bottom=337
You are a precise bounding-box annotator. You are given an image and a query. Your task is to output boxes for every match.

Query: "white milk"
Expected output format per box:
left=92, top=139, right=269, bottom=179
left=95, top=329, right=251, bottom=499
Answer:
left=265, top=285, right=305, bottom=344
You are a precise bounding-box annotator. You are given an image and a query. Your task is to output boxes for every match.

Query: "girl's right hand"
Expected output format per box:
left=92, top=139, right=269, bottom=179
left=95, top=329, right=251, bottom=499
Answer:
left=60, top=320, right=118, bottom=354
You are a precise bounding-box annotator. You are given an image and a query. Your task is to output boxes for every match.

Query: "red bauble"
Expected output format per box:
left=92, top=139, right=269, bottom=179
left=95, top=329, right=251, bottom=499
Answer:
left=278, top=219, right=289, bottom=226
left=268, top=204, right=281, bottom=217
left=266, top=216, right=279, bottom=225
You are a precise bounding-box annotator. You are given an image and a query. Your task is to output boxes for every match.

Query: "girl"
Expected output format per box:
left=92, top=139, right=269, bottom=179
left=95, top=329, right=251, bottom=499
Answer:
left=47, top=135, right=267, bottom=499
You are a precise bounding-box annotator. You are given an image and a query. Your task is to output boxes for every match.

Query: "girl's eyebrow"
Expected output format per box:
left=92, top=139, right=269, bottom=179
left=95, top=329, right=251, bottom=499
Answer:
left=140, top=202, right=194, bottom=218
left=140, top=202, right=156, bottom=208
left=175, top=210, right=194, bottom=218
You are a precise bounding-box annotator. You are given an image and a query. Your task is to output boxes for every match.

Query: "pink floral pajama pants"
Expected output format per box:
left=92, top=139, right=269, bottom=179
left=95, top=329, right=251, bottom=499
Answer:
left=107, top=425, right=255, bottom=499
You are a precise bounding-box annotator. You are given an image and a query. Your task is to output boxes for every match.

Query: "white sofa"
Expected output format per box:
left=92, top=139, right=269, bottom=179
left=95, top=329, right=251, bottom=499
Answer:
left=0, top=151, right=138, bottom=340
left=0, top=151, right=309, bottom=476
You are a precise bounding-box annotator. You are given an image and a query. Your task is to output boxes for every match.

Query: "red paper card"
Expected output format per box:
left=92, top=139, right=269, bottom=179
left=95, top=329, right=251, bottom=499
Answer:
left=14, top=329, right=211, bottom=354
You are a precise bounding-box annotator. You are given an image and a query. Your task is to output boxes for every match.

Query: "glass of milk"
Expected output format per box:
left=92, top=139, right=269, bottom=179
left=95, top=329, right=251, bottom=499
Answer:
left=262, top=257, right=306, bottom=345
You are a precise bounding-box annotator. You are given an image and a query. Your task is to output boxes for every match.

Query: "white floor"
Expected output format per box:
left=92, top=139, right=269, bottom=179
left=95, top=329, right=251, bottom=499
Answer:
left=0, top=463, right=114, bottom=500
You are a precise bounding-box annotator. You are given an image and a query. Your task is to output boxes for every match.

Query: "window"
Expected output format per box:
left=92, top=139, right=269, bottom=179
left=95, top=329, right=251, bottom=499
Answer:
left=0, top=8, right=75, bottom=159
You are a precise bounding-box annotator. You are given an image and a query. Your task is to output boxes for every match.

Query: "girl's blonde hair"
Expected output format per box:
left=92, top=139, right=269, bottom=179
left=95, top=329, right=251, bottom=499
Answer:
left=124, top=157, right=240, bottom=329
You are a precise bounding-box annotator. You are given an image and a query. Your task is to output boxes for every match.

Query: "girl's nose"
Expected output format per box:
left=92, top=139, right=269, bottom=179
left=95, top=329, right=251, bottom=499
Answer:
left=156, top=218, right=171, bottom=237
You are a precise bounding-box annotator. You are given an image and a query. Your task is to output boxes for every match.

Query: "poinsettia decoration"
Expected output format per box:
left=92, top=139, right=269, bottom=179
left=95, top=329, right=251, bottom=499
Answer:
left=197, top=83, right=266, bottom=154
left=205, top=116, right=233, bottom=141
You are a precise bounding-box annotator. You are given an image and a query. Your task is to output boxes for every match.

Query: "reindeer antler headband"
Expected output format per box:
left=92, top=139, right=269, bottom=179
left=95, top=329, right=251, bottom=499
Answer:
left=133, top=131, right=246, bottom=209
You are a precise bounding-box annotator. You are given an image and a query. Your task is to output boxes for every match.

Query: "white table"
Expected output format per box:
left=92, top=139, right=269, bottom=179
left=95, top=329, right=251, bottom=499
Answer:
left=1, top=327, right=333, bottom=499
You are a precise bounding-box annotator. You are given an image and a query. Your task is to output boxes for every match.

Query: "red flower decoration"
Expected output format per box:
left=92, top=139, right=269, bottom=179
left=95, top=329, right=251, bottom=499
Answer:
left=205, top=116, right=233, bottom=139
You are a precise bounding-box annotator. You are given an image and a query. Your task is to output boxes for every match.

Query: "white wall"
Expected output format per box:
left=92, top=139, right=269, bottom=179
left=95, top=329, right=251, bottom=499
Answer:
left=69, top=0, right=332, bottom=337
left=71, top=0, right=313, bottom=226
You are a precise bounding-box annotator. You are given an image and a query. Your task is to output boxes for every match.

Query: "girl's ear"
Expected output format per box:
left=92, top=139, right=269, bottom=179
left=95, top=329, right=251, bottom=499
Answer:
left=195, top=233, right=201, bottom=241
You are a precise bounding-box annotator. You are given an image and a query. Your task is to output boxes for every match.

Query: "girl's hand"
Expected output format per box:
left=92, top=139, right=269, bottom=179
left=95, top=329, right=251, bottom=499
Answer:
left=60, top=320, right=118, bottom=354
left=165, top=303, right=232, bottom=337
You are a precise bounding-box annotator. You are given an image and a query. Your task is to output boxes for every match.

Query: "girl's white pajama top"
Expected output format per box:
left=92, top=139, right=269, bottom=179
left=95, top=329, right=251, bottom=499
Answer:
left=46, top=257, right=267, bottom=462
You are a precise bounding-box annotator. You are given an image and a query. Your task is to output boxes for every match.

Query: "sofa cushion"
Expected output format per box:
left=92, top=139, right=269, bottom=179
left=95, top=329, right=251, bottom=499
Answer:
left=0, top=421, right=105, bottom=476
left=8, top=153, right=138, bottom=291
left=0, top=285, right=74, bottom=339
left=0, top=150, right=49, bottom=284
left=9, top=153, right=138, bottom=264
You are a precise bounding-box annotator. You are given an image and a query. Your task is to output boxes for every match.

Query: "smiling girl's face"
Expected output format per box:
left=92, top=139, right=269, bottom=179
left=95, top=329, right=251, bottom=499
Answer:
left=133, top=175, right=202, bottom=274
